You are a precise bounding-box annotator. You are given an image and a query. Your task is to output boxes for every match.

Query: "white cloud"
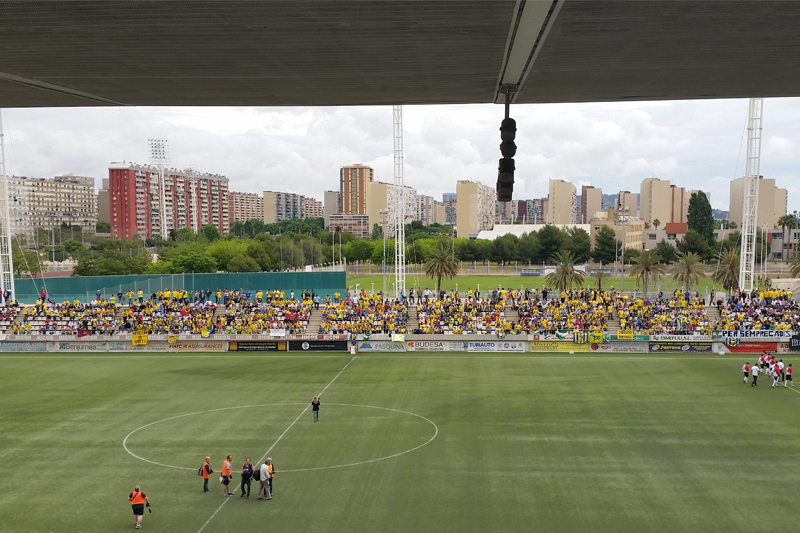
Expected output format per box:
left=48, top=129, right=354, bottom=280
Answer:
left=1, top=97, right=799, bottom=216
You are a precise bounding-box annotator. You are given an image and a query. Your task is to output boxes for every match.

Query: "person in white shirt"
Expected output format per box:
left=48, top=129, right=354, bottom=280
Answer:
left=742, top=362, right=750, bottom=384
left=778, top=360, right=785, bottom=382
left=257, top=461, right=271, bottom=500
left=772, top=365, right=780, bottom=388
left=751, top=365, right=759, bottom=387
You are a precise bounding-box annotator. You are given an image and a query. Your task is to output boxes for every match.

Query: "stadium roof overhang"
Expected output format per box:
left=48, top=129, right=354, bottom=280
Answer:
left=1, top=1, right=800, bottom=108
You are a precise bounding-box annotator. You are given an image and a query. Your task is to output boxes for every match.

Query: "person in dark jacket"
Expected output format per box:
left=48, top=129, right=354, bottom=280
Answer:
left=241, top=458, right=254, bottom=498
left=312, top=396, right=320, bottom=422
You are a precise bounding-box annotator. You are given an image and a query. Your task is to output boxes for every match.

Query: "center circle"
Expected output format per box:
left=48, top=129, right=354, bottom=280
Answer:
left=123, top=403, right=438, bottom=472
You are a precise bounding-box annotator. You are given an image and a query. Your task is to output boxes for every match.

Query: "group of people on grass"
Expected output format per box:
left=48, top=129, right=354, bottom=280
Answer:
left=128, top=397, right=324, bottom=528
left=742, top=352, right=794, bottom=388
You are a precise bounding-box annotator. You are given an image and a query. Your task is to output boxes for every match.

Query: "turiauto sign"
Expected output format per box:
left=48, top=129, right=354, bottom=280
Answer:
left=467, top=341, right=526, bottom=352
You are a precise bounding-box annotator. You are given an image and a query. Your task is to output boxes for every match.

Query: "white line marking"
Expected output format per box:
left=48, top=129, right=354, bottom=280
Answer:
left=280, top=403, right=438, bottom=472
left=196, top=356, right=356, bottom=533
left=122, top=403, right=306, bottom=470
left=124, top=402, right=438, bottom=473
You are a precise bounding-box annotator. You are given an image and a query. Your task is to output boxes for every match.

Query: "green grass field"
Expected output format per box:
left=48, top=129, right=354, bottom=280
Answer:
left=345, top=274, right=720, bottom=294
left=1, top=351, right=799, bottom=533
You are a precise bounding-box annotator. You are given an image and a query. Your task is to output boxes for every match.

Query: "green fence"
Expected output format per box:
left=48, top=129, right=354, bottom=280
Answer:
left=15, top=272, right=346, bottom=304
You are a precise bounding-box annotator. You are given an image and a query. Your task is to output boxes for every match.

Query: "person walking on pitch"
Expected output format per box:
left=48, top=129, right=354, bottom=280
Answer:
left=742, top=362, right=750, bottom=384
left=128, top=485, right=151, bottom=529
left=241, top=458, right=254, bottom=498
left=786, top=364, right=793, bottom=387
left=201, top=456, right=213, bottom=493
left=751, top=365, right=759, bottom=387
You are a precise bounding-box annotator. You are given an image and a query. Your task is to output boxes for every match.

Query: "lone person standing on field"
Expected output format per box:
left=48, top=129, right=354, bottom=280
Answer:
left=312, top=396, right=321, bottom=422
left=128, top=485, right=150, bottom=529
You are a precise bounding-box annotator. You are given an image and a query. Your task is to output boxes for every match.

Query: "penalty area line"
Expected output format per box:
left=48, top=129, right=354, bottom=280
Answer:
left=196, top=356, right=356, bottom=533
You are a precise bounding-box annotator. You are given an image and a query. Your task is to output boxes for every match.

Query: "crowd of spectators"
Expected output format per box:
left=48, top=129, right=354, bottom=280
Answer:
left=7, top=285, right=800, bottom=337
left=714, top=288, right=797, bottom=332
left=318, top=290, right=408, bottom=334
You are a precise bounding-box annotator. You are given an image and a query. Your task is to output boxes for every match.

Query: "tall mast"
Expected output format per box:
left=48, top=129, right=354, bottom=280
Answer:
left=738, top=98, right=763, bottom=292
left=0, top=111, right=15, bottom=300
left=393, top=105, right=406, bottom=298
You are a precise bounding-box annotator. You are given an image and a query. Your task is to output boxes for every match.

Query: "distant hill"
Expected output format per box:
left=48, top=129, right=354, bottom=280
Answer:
left=602, top=193, right=618, bottom=211
left=712, top=209, right=729, bottom=220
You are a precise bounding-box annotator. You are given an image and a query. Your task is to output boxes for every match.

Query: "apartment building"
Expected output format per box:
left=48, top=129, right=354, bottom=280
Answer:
left=729, top=176, right=787, bottom=229
left=263, top=191, right=306, bottom=224
left=580, top=185, right=603, bottom=224
left=228, top=191, right=264, bottom=223
left=547, top=179, right=578, bottom=224
left=456, top=180, right=495, bottom=238
left=329, top=213, right=370, bottom=238
left=323, top=190, right=340, bottom=228
left=108, top=163, right=229, bottom=240
left=305, top=197, right=323, bottom=219
left=7, top=174, right=98, bottom=238
left=640, top=177, right=691, bottom=225
left=340, top=164, right=373, bottom=215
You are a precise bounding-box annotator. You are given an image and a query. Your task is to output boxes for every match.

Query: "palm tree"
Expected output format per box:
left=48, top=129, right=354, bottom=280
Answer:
left=711, top=250, right=740, bottom=292
left=628, top=249, right=667, bottom=294
left=777, top=214, right=797, bottom=261
left=594, top=271, right=607, bottom=290
left=653, top=219, right=661, bottom=231
left=789, top=252, right=800, bottom=278
left=544, top=250, right=585, bottom=291
left=672, top=252, right=705, bottom=290
left=424, top=243, right=458, bottom=294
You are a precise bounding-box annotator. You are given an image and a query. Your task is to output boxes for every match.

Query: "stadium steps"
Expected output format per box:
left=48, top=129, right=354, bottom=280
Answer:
left=705, top=305, right=721, bottom=328
left=504, top=307, right=520, bottom=325
left=406, top=306, right=418, bottom=331
left=607, top=316, right=621, bottom=334
left=307, top=308, right=324, bottom=334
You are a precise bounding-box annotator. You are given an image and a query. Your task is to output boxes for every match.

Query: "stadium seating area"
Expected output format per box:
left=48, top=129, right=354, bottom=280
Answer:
left=7, top=286, right=799, bottom=336
left=318, top=296, right=408, bottom=334
left=714, top=289, right=798, bottom=331
left=517, top=290, right=612, bottom=333
left=415, top=297, right=514, bottom=334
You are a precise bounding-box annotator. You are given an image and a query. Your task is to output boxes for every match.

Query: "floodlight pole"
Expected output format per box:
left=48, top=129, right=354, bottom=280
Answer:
left=393, top=105, right=406, bottom=299
left=739, top=98, right=763, bottom=292
left=0, top=110, right=15, bottom=301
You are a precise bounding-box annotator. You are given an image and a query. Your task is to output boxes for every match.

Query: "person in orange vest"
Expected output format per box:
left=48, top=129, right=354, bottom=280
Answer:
left=201, top=456, right=213, bottom=493
left=266, top=458, right=275, bottom=497
left=221, top=455, right=233, bottom=497
left=128, top=485, right=151, bottom=529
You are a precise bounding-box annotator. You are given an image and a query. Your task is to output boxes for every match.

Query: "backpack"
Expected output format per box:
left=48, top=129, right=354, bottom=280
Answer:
left=197, top=466, right=203, bottom=476
left=252, top=469, right=261, bottom=482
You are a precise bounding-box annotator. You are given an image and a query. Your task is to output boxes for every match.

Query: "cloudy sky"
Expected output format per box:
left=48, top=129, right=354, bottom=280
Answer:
left=2, top=97, right=799, bottom=214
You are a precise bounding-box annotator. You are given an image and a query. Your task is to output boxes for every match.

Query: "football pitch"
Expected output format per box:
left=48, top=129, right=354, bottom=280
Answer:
left=1, top=352, right=799, bottom=533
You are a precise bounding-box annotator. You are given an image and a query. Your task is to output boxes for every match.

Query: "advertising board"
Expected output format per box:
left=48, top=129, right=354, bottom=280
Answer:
left=650, top=334, right=711, bottom=342
left=790, top=334, right=800, bottom=351
left=529, top=341, right=589, bottom=353
left=356, top=341, right=406, bottom=352
left=648, top=342, right=712, bottom=353
left=110, top=342, right=169, bottom=352
left=47, top=341, right=109, bottom=352
left=713, top=341, right=778, bottom=354
left=229, top=341, right=287, bottom=352
left=467, top=341, right=526, bottom=353
left=716, top=330, right=796, bottom=339
left=405, top=340, right=466, bottom=352
left=0, top=341, right=47, bottom=352
left=288, top=340, right=348, bottom=352
left=589, top=342, right=649, bottom=353
left=169, top=341, right=228, bottom=352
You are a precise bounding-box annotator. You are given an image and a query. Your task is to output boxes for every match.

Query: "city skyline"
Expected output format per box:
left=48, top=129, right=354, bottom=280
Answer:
left=2, top=97, right=800, bottom=213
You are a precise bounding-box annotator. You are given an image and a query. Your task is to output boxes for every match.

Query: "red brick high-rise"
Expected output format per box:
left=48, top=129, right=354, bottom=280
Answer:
left=109, top=163, right=229, bottom=240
